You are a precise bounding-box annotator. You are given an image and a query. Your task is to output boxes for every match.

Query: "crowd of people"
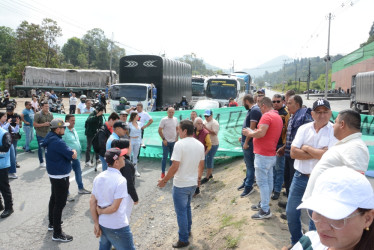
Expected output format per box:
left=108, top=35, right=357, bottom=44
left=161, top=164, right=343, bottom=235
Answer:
left=0, top=89, right=373, bottom=250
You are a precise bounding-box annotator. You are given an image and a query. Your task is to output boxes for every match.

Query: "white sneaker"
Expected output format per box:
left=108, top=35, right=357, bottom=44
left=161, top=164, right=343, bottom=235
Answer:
left=8, top=173, right=18, bottom=179
left=40, top=162, right=46, bottom=167
left=135, top=171, right=141, bottom=177
left=85, top=162, right=92, bottom=168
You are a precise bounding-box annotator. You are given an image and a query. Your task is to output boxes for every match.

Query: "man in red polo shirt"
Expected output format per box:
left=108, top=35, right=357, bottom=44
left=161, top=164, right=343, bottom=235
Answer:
left=242, top=97, right=283, bottom=220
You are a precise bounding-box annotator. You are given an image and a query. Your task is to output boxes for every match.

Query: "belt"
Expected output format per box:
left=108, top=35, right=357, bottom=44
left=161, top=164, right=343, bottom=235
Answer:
left=131, top=136, right=139, bottom=139
left=297, top=170, right=310, bottom=178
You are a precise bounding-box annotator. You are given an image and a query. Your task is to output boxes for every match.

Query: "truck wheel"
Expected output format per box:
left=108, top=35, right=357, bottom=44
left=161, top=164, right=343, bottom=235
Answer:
left=27, top=90, right=32, bottom=97
left=369, top=106, right=374, bottom=116
left=17, top=90, right=26, bottom=98
left=350, top=102, right=361, bottom=114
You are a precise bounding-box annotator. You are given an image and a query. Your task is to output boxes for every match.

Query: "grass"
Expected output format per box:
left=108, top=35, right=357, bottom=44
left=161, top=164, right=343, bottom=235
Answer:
left=220, top=214, right=247, bottom=229
left=225, top=234, right=241, bottom=248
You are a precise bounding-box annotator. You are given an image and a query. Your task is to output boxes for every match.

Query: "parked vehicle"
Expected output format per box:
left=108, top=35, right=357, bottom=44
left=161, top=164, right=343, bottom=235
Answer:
left=111, top=55, right=192, bottom=112
left=191, top=76, right=206, bottom=106
left=193, top=99, right=220, bottom=110
left=350, top=71, right=374, bottom=115
left=12, top=66, right=116, bottom=98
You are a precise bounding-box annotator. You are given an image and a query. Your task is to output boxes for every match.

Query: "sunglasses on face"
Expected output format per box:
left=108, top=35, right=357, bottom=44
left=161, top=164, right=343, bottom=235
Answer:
left=272, top=100, right=281, bottom=103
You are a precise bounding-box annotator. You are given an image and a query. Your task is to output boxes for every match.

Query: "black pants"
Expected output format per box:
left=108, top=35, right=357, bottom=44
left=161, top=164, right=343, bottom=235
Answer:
left=69, top=105, right=76, bottom=114
left=0, top=168, right=13, bottom=210
left=48, top=177, right=69, bottom=235
left=284, top=156, right=295, bottom=197
left=86, top=135, right=99, bottom=163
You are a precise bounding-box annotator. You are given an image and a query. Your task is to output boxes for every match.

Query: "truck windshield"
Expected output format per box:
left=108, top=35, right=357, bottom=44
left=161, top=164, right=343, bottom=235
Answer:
left=192, top=82, right=205, bottom=96
left=206, top=79, right=237, bottom=100
left=111, top=85, right=147, bottom=101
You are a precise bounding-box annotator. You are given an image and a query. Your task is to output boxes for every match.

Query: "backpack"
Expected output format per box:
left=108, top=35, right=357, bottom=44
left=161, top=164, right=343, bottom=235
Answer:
left=92, top=127, right=106, bottom=154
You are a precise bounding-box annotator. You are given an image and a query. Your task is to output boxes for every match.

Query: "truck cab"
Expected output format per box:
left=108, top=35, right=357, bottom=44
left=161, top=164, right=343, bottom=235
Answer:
left=110, top=83, right=155, bottom=112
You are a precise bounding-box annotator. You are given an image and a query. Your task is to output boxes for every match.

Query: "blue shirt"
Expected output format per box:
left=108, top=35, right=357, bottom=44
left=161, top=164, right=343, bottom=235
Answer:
left=22, top=108, right=34, bottom=127
left=106, top=132, right=120, bottom=150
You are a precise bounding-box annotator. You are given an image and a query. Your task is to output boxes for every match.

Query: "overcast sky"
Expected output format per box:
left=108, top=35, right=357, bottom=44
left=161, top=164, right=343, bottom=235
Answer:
left=1, top=0, right=373, bottom=70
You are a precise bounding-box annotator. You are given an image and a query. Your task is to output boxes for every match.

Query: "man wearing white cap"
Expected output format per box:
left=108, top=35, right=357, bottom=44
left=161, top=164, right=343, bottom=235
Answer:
left=286, top=99, right=338, bottom=246
left=287, top=167, right=374, bottom=250
left=303, top=109, right=370, bottom=201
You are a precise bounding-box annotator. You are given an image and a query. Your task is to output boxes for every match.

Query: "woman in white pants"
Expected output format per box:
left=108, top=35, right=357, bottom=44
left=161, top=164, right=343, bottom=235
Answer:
left=128, top=112, right=142, bottom=177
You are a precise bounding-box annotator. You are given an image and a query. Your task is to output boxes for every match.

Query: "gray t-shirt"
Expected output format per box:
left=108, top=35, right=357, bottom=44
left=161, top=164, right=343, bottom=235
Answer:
left=159, top=117, right=178, bottom=142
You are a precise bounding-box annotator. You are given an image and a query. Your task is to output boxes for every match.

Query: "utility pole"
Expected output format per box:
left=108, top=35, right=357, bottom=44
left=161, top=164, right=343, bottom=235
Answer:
left=232, top=60, right=235, bottom=73
left=109, top=32, right=114, bottom=84
left=324, top=13, right=333, bottom=99
left=307, top=59, right=311, bottom=100
left=294, top=59, right=297, bottom=87
left=282, top=59, right=286, bottom=93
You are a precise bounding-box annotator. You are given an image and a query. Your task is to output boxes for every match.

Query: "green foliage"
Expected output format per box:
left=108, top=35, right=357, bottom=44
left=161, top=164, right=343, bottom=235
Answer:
left=225, top=234, right=241, bottom=248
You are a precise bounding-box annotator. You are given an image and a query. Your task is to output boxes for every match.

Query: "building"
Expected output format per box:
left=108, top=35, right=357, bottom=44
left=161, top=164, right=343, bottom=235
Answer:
left=332, top=41, right=374, bottom=93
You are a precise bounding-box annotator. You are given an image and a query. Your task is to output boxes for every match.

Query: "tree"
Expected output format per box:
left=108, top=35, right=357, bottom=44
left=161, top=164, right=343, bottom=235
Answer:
left=41, top=18, right=62, bottom=67
left=361, top=21, right=374, bottom=47
left=82, top=28, right=108, bottom=68
left=62, top=37, right=87, bottom=67
left=0, top=27, right=17, bottom=84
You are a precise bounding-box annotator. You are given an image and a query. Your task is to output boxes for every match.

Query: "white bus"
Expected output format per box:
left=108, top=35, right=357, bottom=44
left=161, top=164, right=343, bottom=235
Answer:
left=204, top=75, right=245, bottom=106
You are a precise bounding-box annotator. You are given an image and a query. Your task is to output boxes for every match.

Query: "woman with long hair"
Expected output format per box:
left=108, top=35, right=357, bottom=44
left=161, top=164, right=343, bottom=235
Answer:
left=128, top=112, right=142, bottom=177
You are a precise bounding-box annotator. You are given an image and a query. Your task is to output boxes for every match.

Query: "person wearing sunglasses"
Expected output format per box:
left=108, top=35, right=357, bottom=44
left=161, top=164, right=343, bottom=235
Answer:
left=287, top=167, right=374, bottom=250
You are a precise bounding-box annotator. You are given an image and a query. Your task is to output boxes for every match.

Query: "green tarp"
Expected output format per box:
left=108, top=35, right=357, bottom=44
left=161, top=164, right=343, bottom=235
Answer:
left=16, top=108, right=374, bottom=170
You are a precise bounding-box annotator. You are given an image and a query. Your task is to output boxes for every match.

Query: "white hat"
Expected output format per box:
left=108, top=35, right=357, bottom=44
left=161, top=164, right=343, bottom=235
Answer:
left=297, top=167, right=374, bottom=220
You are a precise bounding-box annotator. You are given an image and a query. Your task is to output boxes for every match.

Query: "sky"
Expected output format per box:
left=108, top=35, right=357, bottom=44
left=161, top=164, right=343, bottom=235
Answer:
left=0, top=0, right=373, bottom=71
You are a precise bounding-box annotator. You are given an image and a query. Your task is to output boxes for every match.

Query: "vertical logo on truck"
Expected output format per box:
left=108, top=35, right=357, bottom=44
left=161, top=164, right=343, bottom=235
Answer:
left=124, top=61, right=138, bottom=67
left=143, top=60, right=157, bottom=67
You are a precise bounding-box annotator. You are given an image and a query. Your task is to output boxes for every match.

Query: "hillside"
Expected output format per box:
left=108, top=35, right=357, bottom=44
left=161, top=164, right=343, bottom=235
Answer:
left=242, top=55, right=292, bottom=78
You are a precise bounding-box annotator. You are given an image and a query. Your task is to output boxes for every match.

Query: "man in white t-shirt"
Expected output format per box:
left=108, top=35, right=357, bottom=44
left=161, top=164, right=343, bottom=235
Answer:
left=69, top=93, right=77, bottom=114
left=82, top=100, right=95, bottom=114
left=201, top=109, right=220, bottom=184
left=158, top=107, right=178, bottom=178
left=136, top=102, right=153, bottom=151
left=158, top=120, right=205, bottom=249
left=286, top=99, right=338, bottom=246
left=89, top=148, right=135, bottom=250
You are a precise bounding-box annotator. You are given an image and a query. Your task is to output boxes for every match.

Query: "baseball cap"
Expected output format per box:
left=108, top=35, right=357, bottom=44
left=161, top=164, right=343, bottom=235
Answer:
left=50, top=118, right=69, bottom=129
left=120, top=110, right=128, bottom=115
left=105, top=148, right=128, bottom=166
left=312, top=99, right=331, bottom=111
left=6, top=105, right=14, bottom=112
left=204, top=109, right=212, bottom=116
left=113, top=121, right=129, bottom=130
left=297, top=167, right=374, bottom=220
left=257, top=90, right=265, bottom=94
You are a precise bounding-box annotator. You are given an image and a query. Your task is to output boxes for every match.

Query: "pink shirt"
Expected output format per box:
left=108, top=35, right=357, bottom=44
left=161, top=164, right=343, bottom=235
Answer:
left=253, top=110, right=283, bottom=156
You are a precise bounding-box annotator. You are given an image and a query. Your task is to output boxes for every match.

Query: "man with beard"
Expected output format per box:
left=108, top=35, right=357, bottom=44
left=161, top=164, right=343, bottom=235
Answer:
left=237, top=94, right=262, bottom=197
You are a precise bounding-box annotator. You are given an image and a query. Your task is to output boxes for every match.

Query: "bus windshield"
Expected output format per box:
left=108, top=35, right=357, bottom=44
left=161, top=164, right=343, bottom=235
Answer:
left=206, top=79, right=237, bottom=99
left=111, top=85, right=147, bottom=101
left=192, top=82, right=205, bottom=96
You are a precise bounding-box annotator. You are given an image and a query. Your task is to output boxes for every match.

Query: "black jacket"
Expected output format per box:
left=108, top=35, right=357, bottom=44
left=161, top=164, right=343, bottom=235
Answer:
left=96, top=124, right=111, bottom=157
left=120, top=157, right=138, bottom=202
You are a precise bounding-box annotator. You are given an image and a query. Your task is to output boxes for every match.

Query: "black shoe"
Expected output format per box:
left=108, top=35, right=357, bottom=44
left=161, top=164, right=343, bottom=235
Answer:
left=280, top=213, right=287, bottom=220
left=194, top=187, right=200, bottom=195
left=0, top=208, right=14, bottom=218
left=52, top=232, right=73, bottom=242
left=0, top=202, right=4, bottom=211
left=48, top=221, right=64, bottom=231
left=208, top=175, right=213, bottom=179
left=240, top=187, right=254, bottom=198
left=271, top=192, right=280, bottom=200
left=172, top=240, right=189, bottom=248
left=278, top=201, right=287, bottom=209
left=251, top=209, right=272, bottom=220
left=237, top=183, right=245, bottom=191
left=16, top=163, right=20, bottom=168
left=251, top=201, right=261, bottom=211
left=200, top=177, right=209, bottom=185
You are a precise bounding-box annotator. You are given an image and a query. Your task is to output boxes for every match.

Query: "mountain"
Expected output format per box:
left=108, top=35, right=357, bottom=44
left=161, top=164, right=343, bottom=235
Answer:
left=241, top=55, right=293, bottom=78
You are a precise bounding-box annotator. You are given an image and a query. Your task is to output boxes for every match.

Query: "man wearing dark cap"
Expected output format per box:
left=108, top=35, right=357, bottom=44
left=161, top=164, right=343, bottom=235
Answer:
left=285, top=99, right=337, bottom=247
left=89, top=148, right=136, bottom=250
left=103, top=121, right=128, bottom=171
left=6, top=104, right=21, bottom=170
left=41, top=118, right=77, bottom=242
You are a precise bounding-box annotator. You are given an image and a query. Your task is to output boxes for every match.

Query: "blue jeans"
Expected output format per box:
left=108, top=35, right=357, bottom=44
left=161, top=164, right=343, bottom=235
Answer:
left=206, top=144, right=219, bottom=169
left=99, top=155, right=108, bottom=171
left=161, top=141, right=175, bottom=173
left=99, top=225, right=135, bottom=250
left=273, top=154, right=285, bottom=193
left=9, top=145, right=16, bottom=174
left=36, top=135, right=45, bottom=163
left=172, top=185, right=196, bottom=243
left=23, top=126, right=34, bottom=151
left=254, top=154, right=276, bottom=212
left=71, top=159, right=83, bottom=190
left=242, top=143, right=255, bottom=188
left=286, top=170, right=316, bottom=245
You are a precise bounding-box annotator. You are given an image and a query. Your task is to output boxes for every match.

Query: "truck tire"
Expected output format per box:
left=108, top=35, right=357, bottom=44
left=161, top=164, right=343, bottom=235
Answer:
left=369, top=106, right=374, bottom=116
left=350, top=102, right=361, bottom=114
left=27, top=90, right=32, bottom=97
left=17, top=90, right=26, bottom=98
